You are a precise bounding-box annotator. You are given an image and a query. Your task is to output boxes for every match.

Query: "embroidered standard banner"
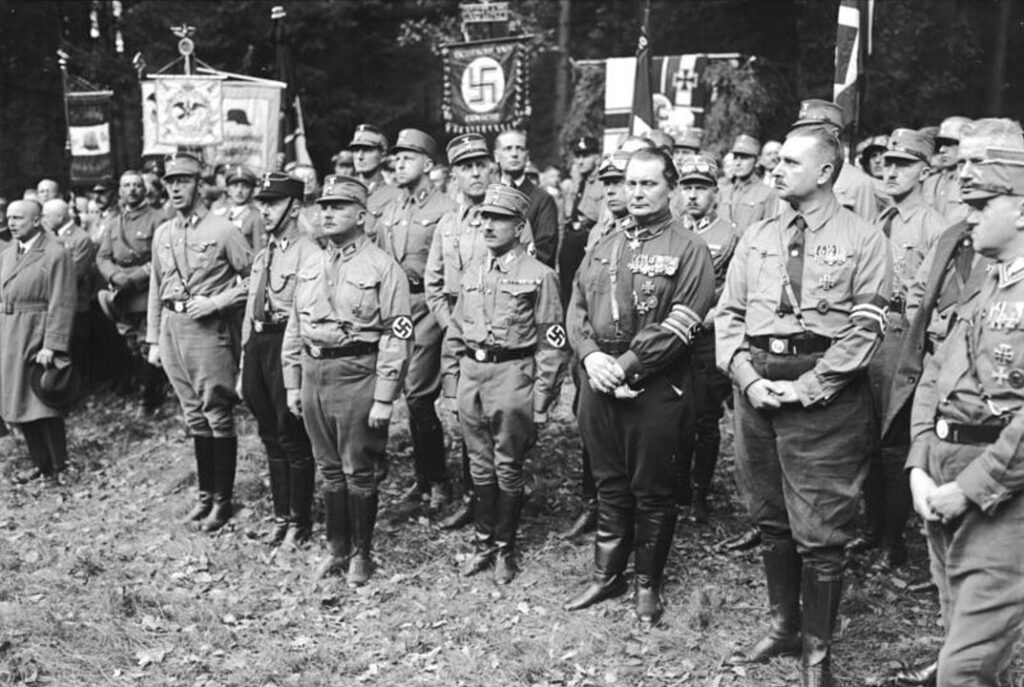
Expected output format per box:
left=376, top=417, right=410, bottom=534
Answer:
left=153, top=76, right=224, bottom=146
left=441, top=37, right=531, bottom=134
left=66, top=90, right=114, bottom=184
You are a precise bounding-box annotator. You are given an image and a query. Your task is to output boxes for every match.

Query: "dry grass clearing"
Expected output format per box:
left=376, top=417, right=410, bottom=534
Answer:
left=0, top=386, right=1017, bottom=686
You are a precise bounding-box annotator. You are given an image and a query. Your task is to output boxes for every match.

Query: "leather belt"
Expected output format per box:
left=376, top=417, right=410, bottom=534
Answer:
left=934, top=417, right=1005, bottom=444
left=597, top=339, right=631, bottom=356
left=253, top=320, right=287, bottom=334
left=304, top=341, right=376, bottom=359
left=408, top=278, right=425, bottom=294
left=889, top=297, right=906, bottom=315
left=464, top=346, right=534, bottom=363
left=162, top=299, right=191, bottom=313
left=748, top=334, right=832, bottom=356
left=0, top=301, right=47, bottom=314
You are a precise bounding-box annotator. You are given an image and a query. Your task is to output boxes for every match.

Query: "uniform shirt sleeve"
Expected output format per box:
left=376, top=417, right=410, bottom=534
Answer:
left=617, top=236, right=715, bottom=384
left=532, top=267, right=568, bottom=416
left=424, top=217, right=451, bottom=330
left=373, top=258, right=413, bottom=403
left=906, top=339, right=944, bottom=472
left=208, top=226, right=253, bottom=312
left=43, top=245, right=76, bottom=353
left=440, top=274, right=468, bottom=400
left=96, top=219, right=118, bottom=283
left=715, top=226, right=762, bottom=392
left=905, top=238, right=938, bottom=323
left=281, top=292, right=303, bottom=390
left=566, top=250, right=601, bottom=362
left=241, top=247, right=266, bottom=348
left=145, top=223, right=168, bottom=345
left=955, top=405, right=1024, bottom=514
left=529, top=191, right=560, bottom=268
left=793, top=224, right=893, bottom=406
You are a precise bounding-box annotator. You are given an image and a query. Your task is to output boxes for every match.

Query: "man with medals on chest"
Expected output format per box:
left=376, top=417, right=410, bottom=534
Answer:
left=281, top=175, right=412, bottom=586
left=848, top=129, right=947, bottom=571
left=377, top=129, right=457, bottom=514
left=716, top=127, right=892, bottom=686
left=441, top=184, right=567, bottom=584
left=675, top=154, right=742, bottom=524
left=424, top=133, right=534, bottom=530
left=907, top=147, right=1024, bottom=687
left=147, top=153, right=253, bottom=532
left=239, top=173, right=320, bottom=547
left=563, top=148, right=715, bottom=624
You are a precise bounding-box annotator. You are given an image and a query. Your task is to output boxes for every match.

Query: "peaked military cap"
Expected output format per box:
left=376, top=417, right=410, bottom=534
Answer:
left=597, top=151, right=632, bottom=181
left=318, top=174, right=368, bottom=206
left=255, top=172, right=304, bottom=201
left=479, top=184, right=530, bottom=218
left=792, top=99, right=844, bottom=130
left=731, top=134, right=761, bottom=157
left=391, top=129, right=439, bottom=159
left=163, top=152, right=203, bottom=179
left=674, top=127, right=704, bottom=151
left=961, top=147, right=1024, bottom=203
left=446, top=133, right=490, bottom=166
left=677, top=154, right=719, bottom=185
left=883, top=128, right=935, bottom=163
left=348, top=123, right=388, bottom=151
left=225, top=164, right=257, bottom=186
left=936, top=116, right=972, bottom=144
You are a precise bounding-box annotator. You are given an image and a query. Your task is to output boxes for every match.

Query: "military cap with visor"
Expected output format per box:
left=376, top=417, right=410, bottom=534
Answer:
left=255, top=172, right=305, bottom=201
left=317, top=174, right=368, bottom=206
left=446, top=133, right=490, bottom=166
left=674, top=127, right=704, bottom=151
left=348, top=123, right=388, bottom=151
left=792, top=99, right=845, bottom=130
left=960, top=147, right=1024, bottom=204
left=677, top=154, right=720, bottom=185
left=883, top=128, right=935, bottom=163
left=391, top=128, right=439, bottom=160
left=163, top=152, right=204, bottom=179
left=731, top=134, right=761, bottom=157
left=936, top=116, right=973, bottom=145
left=572, top=136, right=600, bottom=156
left=597, top=151, right=632, bottom=181
left=225, top=164, right=257, bottom=186
left=479, top=184, right=530, bottom=219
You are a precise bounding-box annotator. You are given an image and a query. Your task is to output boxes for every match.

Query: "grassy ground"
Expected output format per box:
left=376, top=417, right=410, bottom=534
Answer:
left=0, top=385, right=1018, bottom=686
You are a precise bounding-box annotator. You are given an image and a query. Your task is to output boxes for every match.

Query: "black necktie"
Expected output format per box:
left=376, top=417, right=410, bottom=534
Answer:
left=880, top=209, right=896, bottom=238
left=955, top=235, right=973, bottom=283
left=254, top=239, right=277, bottom=319
left=785, top=215, right=806, bottom=307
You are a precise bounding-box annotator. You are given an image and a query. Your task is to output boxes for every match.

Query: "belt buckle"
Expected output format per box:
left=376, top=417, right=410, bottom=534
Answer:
left=309, top=345, right=322, bottom=359
left=254, top=321, right=264, bottom=333
left=174, top=301, right=187, bottom=313
left=769, top=338, right=787, bottom=355
left=474, top=349, right=487, bottom=362
left=3, top=303, right=12, bottom=315
left=935, top=418, right=950, bottom=440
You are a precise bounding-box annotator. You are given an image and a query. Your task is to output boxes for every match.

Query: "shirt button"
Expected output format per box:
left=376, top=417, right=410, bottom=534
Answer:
left=790, top=250, right=800, bottom=257
left=486, top=289, right=493, bottom=294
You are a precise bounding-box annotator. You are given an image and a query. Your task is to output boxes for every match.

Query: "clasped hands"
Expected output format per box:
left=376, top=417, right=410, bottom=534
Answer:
left=745, top=378, right=799, bottom=409
left=909, top=468, right=970, bottom=523
left=583, top=352, right=640, bottom=398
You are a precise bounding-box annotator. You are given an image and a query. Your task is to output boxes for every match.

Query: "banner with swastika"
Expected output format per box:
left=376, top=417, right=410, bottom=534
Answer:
left=441, top=37, right=531, bottom=134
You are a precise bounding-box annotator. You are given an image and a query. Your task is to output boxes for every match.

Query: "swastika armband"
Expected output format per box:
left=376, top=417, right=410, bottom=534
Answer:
left=542, top=323, right=568, bottom=349
left=391, top=315, right=414, bottom=340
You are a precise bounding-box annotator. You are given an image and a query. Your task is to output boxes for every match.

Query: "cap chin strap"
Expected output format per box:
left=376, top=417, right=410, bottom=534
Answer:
left=270, top=198, right=296, bottom=236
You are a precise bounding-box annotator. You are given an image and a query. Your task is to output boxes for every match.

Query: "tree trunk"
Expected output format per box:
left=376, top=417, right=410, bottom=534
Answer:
left=554, top=0, right=570, bottom=152
left=988, top=0, right=1011, bottom=115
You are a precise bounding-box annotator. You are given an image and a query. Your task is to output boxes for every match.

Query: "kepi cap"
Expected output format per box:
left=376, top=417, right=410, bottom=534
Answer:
left=936, top=116, right=972, bottom=144
left=856, top=135, right=889, bottom=157
left=391, top=128, right=439, bottom=159
left=255, top=172, right=305, bottom=201
left=792, top=99, right=844, bottom=130
left=446, top=133, right=490, bottom=166
left=572, top=136, right=600, bottom=156
left=317, top=174, right=368, bottom=206
left=225, top=165, right=257, bottom=186
left=478, top=184, right=530, bottom=218
left=960, top=147, right=1024, bottom=204
left=677, top=154, right=719, bottom=185
left=348, top=123, right=388, bottom=151
left=646, top=130, right=675, bottom=152
left=597, top=151, right=632, bottom=181
left=883, top=128, right=934, bottom=163
left=731, top=134, right=761, bottom=157
left=163, top=153, right=203, bottom=179
left=674, top=127, right=703, bottom=151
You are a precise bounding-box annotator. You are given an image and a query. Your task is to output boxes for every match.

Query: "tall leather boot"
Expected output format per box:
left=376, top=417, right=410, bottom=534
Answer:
left=634, top=507, right=677, bottom=624
left=315, top=486, right=350, bottom=578
left=562, top=497, right=597, bottom=540
left=185, top=436, right=216, bottom=522
left=440, top=440, right=474, bottom=529
left=461, top=482, right=498, bottom=577
left=800, top=563, right=843, bottom=687
left=847, top=458, right=883, bottom=555
left=267, top=454, right=291, bottom=544
left=728, top=538, right=803, bottom=663
left=493, top=489, right=524, bottom=585
left=283, top=458, right=315, bottom=548
left=346, top=487, right=378, bottom=587
left=408, top=400, right=448, bottom=513
left=142, top=362, right=166, bottom=413
left=201, top=436, right=237, bottom=532
left=563, top=502, right=633, bottom=611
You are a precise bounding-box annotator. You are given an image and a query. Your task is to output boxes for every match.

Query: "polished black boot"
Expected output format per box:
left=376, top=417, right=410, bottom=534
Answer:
left=800, top=563, right=843, bottom=687
left=563, top=503, right=633, bottom=611
left=461, top=483, right=498, bottom=577
left=347, top=488, right=378, bottom=587
left=185, top=436, right=216, bottom=522
left=561, top=498, right=598, bottom=540
left=315, top=486, right=350, bottom=578
left=201, top=436, right=237, bottom=532
left=493, top=489, right=524, bottom=585
left=691, top=415, right=720, bottom=524
left=408, top=399, right=448, bottom=513
left=283, top=459, right=315, bottom=548
left=729, top=538, right=803, bottom=664
left=267, top=455, right=291, bottom=544
left=634, top=507, right=677, bottom=624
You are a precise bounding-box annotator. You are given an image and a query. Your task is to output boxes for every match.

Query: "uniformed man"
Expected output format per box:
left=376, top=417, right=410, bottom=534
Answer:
left=2, top=200, right=75, bottom=485
left=716, top=127, right=891, bottom=684
left=377, top=129, right=457, bottom=513
left=907, top=146, right=1024, bottom=687
left=348, top=123, right=402, bottom=240
left=856, top=135, right=889, bottom=180
left=97, top=170, right=166, bottom=410
left=791, top=99, right=881, bottom=222
left=281, top=175, right=412, bottom=586
left=720, top=134, right=778, bottom=232
left=494, top=129, right=559, bottom=267
left=565, top=151, right=633, bottom=540
left=880, top=118, right=1024, bottom=687
left=332, top=149, right=355, bottom=177
left=442, top=184, right=566, bottom=584
left=239, top=173, right=319, bottom=547
left=558, top=136, right=604, bottom=308
left=563, top=148, right=715, bottom=624
left=147, top=153, right=253, bottom=532
left=41, top=199, right=96, bottom=380
left=758, top=141, right=782, bottom=184
left=675, top=154, right=741, bottom=524
left=424, top=133, right=535, bottom=530
left=848, top=129, right=946, bottom=571
left=671, top=126, right=703, bottom=170
left=223, top=165, right=266, bottom=250
left=923, top=116, right=973, bottom=223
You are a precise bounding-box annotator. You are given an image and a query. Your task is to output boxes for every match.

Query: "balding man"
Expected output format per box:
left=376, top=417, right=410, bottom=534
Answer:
left=41, top=199, right=96, bottom=379
left=35, top=180, right=60, bottom=204
left=2, top=200, right=76, bottom=485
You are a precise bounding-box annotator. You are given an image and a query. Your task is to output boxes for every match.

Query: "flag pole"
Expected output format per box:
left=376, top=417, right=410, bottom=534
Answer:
left=57, top=50, right=73, bottom=177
